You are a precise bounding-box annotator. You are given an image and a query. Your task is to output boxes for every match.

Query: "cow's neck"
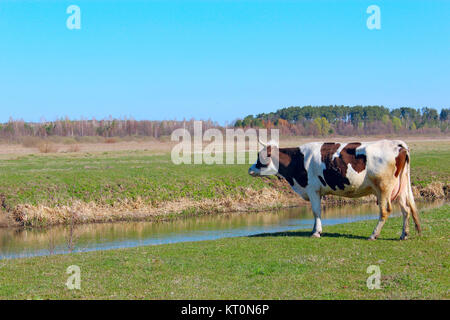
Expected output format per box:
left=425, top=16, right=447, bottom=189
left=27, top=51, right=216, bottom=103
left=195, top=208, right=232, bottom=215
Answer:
left=274, top=148, right=308, bottom=188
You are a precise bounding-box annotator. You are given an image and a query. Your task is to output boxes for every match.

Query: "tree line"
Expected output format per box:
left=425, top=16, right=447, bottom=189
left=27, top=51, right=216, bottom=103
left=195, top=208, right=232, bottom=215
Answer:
left=1, top=105, right=448, bottom=141
left=0, top=117, right=220, bottom=141
left=235, top=105, right=449, bottom=136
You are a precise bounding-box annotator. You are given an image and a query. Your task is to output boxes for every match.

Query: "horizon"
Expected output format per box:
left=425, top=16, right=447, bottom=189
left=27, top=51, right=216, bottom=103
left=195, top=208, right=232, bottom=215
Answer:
left=1, top=0, right=449, bottom=124
left=1, top=104, right=448, bottom=125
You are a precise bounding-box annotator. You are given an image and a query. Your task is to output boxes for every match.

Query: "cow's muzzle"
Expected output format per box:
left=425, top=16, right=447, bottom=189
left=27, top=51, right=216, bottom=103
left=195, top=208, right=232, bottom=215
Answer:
left=248, top=165, right=260, bottom=177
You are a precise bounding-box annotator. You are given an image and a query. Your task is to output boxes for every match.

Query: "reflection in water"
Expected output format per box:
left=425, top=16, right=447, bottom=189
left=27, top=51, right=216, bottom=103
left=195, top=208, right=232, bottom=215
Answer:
left=0, top=201, right=443, bottom=259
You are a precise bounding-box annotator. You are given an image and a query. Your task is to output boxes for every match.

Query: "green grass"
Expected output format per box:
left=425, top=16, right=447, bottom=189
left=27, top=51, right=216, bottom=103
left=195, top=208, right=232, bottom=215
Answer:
left=410, top=148, right=450, bottom=186
left=0, top=151, right=283, bottom=210
left=0, top=143, right=448, bottom=211
left=0, top=205, right=448, bottom=299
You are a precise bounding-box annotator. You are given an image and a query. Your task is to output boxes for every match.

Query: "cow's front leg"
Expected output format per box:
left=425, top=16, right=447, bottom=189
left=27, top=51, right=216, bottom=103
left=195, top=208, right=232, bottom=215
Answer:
left=309, top=192, right=322, bottom=238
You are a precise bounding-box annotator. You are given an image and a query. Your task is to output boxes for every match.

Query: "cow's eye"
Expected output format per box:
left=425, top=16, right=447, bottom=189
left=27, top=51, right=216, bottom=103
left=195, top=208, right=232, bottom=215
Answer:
left=256, top=153, right=270, bottom=168
left=255, top=161, right=267, bottom=169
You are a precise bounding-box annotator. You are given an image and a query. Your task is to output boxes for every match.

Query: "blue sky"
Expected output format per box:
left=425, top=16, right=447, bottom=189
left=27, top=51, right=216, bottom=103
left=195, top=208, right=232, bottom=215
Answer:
left=0, top=0, right=449, bottom=124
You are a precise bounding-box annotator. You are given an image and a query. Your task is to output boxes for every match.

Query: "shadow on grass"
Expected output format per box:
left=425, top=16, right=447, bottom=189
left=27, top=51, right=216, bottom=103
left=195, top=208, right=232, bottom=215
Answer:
left=249, top=230, right=399, bottom=241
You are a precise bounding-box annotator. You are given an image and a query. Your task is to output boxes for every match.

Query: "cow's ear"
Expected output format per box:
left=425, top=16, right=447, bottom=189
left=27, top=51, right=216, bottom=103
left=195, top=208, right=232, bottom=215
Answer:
left=267, top=145, right=272, bottom=157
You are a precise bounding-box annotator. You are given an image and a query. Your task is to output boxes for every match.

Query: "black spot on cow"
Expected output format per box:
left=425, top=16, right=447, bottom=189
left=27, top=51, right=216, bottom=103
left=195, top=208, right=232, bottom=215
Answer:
left=320, top=142, right=367, bottom=190
left=276, top=147, right=308, bottom=188
left=318, top=176, right=327, bottom=186
left=255, top=145, right=272, bottom=169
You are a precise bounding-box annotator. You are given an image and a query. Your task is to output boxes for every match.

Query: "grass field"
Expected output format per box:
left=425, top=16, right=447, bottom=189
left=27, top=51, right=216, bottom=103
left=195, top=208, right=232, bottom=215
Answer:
left=0, top=150, right=296, bottom=226
left=0, top=139, right=448, bottom=226
left=408, top=141, right=450, bottom=186
left=0, top=205, right=448, bottom=299
left=0, top=150, right=271, bottom=208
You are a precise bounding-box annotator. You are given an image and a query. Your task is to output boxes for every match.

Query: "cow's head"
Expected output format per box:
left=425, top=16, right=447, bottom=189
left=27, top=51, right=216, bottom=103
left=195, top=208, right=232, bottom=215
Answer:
left=248, top=140, right=279, bottom=177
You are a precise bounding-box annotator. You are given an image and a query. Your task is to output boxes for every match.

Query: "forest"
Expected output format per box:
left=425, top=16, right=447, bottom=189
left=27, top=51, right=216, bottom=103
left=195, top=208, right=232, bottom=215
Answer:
left=235, top=106, right=449, bottom=136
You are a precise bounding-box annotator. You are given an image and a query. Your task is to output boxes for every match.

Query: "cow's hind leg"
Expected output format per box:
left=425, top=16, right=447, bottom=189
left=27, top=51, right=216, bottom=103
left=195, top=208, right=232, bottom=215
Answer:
left=310, top=192, right=322, bottom=238
left=369, top=193, right=393, bottom=241
left=399, top=192, right=410, bottom=240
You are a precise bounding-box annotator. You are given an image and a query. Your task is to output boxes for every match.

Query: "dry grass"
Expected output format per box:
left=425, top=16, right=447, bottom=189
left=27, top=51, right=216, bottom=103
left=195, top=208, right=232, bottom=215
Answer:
left=21, top=136, right=42, bottom=148
left=10, top=187, right=303, bottom=227
left=0, top=141, right=176, bottom=159
left=37, top=141, right=59, bottom=153
left=413, top=182, right=447, bottom=199
left=1, top=136, right=448, bottom=159
left=67, top=144, right=81, bottom=153
left=104, top=137, right=118, bottom=144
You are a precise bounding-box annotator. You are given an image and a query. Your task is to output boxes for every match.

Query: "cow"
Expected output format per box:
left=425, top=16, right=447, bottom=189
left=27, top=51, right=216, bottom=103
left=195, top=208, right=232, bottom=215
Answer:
left=248, top=139, right=421, bottom=240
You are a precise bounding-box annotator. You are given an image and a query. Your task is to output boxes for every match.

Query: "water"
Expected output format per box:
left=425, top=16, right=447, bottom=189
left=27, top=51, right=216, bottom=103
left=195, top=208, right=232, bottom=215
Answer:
left=0, top=201, right=443, bottom=259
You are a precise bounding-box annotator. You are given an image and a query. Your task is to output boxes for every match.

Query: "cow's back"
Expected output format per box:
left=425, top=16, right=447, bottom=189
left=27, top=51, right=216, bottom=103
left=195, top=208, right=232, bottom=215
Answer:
left=298, top=140, right=406, bottom=198
left=364, top=140, right=408, bottom=176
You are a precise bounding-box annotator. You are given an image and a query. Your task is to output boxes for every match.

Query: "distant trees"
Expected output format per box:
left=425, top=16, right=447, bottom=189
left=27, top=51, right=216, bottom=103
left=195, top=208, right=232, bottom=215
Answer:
left=235, top=105, right=449, bottom=136
left=391, top=116, right=402, bottom=132
left=314, top=117, right=332, bottom=136
left=1, top=105, right=448, bottom=141
left=440, top=109, right=449, bottom=121
left=0, top=118, right=220, bottom=141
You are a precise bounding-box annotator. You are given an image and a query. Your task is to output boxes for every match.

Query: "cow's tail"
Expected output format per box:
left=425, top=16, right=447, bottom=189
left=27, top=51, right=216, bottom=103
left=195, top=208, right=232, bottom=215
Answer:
left=393, top=143, right=421, bottom=235
left=406, top=157, right=421, bottom=235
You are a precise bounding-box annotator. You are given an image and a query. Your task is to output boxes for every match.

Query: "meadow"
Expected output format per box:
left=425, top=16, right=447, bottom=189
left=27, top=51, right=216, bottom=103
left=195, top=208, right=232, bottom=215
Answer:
left=0, top=205, right=448, bottom=299
left=0, top=138, right=448, bottom=300
left=0, top=138, right=448, bottom=226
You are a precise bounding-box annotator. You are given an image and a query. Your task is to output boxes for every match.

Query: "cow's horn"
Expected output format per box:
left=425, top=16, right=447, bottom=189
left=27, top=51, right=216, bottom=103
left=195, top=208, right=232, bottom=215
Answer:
left=258, top=138, right=267, bottom=147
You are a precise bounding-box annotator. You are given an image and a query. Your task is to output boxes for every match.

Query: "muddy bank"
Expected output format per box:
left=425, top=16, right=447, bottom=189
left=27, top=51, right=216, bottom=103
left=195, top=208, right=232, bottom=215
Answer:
left=3, top=187, right=302, bottom=228
left=1, top=181, right=448, bottom=228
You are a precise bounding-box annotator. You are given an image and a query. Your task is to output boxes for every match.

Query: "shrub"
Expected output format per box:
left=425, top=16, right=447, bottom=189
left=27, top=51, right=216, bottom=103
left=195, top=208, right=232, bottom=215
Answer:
left=67, top=144, right=81, bottom=153
left=38, top=141, right=59, bottom=153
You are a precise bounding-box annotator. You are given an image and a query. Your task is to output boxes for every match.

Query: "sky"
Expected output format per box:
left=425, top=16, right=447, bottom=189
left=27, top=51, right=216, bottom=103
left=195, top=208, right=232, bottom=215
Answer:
left=0, top=0, right=449, bottom=124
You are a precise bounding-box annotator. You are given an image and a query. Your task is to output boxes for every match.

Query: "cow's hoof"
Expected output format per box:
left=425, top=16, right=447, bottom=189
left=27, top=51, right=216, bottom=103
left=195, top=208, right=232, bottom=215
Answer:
left=311, top=232, right=321, bottom=238
left=368, top=236, right=377, bottom=241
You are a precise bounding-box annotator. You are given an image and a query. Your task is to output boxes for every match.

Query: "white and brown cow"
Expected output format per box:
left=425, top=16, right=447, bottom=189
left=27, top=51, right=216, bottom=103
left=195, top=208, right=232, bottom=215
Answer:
left=248, top=139, right=421, bottom=240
